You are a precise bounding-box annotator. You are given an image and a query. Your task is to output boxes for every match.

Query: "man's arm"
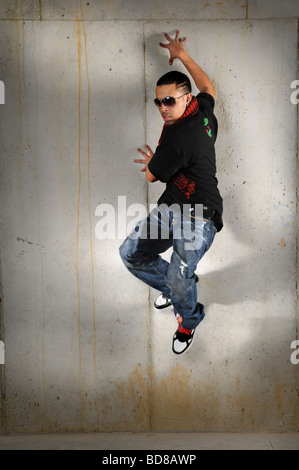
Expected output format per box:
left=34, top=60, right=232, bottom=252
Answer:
left=159, top=30, right=216, bottom=101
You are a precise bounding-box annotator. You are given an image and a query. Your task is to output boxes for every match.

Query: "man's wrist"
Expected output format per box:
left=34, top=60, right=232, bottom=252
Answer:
left=177, top=49, right=191, bottom=64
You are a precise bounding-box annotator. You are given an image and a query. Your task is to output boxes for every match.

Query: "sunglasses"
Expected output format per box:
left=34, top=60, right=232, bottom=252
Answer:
left=154, top=92, right=189, bottom=108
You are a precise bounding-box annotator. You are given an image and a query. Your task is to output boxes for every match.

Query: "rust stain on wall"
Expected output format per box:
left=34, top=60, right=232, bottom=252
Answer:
left=39, top=0, right=43, bottom=21
left=75, top=15, right=84, bottom=425
left=280, top=237, right=286, bottom=249
left=151, top=364, right=220, bottom=431
left=15, top=17, right=25, bottom=252
left=100, top=364, right=151, bottom=431
left=75, top=3, right=99, bottom=429
left=98, top=363, right=299, bottom=432
left=15, top=4, right=48, bottom=426
left=80, top=0, right=99, bottom=430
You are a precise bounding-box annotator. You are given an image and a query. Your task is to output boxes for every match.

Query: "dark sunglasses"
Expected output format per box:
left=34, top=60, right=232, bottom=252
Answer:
left=154, top=92, right=189, bottom=108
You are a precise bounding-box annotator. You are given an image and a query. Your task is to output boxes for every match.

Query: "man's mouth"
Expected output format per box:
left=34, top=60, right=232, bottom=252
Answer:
left=162, top=114, right=172, bottom=122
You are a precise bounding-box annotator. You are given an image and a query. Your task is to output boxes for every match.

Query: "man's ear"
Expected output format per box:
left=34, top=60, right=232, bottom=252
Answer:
left=186, top=93, right=192, bottom=106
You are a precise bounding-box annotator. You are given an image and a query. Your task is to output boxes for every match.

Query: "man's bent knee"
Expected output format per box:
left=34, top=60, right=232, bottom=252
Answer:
left=119, top=238, right=154, bottom=269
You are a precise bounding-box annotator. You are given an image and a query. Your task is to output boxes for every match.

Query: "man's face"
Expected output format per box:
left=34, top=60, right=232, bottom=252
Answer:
left=155, top=84, right=191, bottom=126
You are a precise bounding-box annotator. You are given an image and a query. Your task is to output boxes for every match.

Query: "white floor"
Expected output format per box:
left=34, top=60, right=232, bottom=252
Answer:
left=0, top=432, right=299, bottom=450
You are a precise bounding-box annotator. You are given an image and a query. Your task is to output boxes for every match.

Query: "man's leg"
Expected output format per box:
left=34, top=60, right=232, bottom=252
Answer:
left=166, top=216, right=217, bottom=331
left=119, top=207, right=173, bottom=294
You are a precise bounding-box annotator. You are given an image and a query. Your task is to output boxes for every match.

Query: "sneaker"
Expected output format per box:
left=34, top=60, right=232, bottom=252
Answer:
left=172, top=315, right=195, bottom=355
left=154, top=293, right=172, bottom=310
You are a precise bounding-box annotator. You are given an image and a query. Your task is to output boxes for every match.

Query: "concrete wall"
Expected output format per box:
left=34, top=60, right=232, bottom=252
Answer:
left=0, top=0, right=298, bottom=433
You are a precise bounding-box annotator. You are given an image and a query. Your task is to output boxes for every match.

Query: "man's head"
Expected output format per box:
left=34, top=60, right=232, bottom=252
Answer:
left=155, top=71, right=192, bottom=126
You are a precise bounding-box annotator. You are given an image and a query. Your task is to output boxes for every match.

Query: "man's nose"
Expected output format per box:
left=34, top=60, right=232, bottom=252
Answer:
left=160, top=103, right=169, bottom=111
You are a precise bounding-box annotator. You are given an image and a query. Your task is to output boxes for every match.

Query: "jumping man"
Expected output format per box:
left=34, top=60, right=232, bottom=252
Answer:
left=119, top=30, right=223, bottom=354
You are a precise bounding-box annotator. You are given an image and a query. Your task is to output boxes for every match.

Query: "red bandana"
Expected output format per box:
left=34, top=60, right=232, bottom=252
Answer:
left=158, top=95, right=199, bottom=145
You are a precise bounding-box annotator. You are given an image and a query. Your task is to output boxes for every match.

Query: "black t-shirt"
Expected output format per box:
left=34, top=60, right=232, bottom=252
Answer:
left=148, top=92, right=223, bottom=232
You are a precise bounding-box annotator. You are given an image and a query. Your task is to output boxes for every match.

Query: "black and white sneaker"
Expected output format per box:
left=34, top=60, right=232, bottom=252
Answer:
left=172, top=315, right=195, bottom=355
left=154, top=293, right=172, bottom=310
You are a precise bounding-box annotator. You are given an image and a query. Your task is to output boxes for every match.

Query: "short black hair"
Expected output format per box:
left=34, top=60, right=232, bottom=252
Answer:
left=156, top=71, right=191, bottom=94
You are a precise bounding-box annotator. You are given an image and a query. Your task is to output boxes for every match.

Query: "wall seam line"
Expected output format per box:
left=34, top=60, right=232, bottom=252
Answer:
left=142, top=22, right=153, bottom=433
left=296, top=17, right=299, bottom=422
left=0, top=254, right=6, bottom=434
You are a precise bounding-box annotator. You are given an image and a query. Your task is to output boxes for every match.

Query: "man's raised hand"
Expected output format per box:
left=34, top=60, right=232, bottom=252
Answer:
left=159, top=30, right=187, bottom=66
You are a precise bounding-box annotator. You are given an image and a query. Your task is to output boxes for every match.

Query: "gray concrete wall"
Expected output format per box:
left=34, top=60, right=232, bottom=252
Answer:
left=0, top=0, right=298, bottom=433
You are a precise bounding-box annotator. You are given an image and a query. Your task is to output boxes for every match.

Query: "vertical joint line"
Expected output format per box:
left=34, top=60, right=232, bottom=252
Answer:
left=296, top=19, right=299, bottom=344
left=142, top=23, right=149, bottom=212
left=142, top=23, right=153, bottom=433
left=0, top=255, right=5, bottom=433
left=39, top=0, right=43, bottom=21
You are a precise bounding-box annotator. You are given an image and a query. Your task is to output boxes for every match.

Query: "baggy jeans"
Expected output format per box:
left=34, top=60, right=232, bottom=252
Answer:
left=119, top=205, right=216, bottom=330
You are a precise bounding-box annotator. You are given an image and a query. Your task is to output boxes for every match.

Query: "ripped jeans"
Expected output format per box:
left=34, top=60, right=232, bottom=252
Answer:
left=119, top=205, right=216, bottom=330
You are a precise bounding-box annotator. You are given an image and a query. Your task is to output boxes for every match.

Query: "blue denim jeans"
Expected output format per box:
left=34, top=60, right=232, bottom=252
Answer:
left=119, top=205, right=216, bottom=330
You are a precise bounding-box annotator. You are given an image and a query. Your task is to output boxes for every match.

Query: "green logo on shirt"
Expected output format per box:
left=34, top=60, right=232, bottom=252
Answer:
left=204, top=117, right=212, bottom=138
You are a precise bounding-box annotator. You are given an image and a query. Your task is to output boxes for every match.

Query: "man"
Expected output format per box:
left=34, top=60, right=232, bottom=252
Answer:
left=119, top=30, right=223, bottom=354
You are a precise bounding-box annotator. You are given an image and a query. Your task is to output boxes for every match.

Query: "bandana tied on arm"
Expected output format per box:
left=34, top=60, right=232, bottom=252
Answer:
left=158, top=95, right=199, bottom=145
